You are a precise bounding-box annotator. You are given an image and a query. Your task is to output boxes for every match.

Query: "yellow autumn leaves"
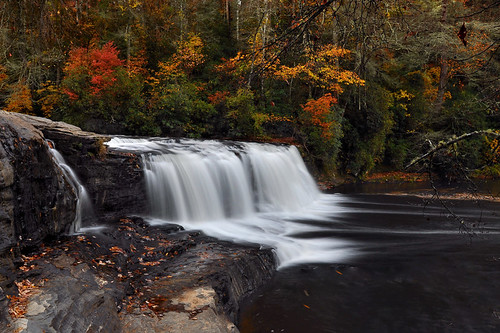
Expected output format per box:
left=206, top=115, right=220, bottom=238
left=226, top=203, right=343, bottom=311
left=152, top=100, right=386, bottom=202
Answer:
left=274, top=45, right=365, bottom=94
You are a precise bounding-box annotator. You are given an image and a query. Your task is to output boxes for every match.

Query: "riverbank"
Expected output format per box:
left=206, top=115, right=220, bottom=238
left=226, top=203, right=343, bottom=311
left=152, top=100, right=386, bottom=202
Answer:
left=1, top=216, right=275, bottom=332
left=326, top=171, right=499, bottom=202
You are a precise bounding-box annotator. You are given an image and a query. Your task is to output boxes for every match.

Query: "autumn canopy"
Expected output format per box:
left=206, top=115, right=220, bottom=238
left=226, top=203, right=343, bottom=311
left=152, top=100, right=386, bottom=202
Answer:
left=0, top=0, right=498, bottom=177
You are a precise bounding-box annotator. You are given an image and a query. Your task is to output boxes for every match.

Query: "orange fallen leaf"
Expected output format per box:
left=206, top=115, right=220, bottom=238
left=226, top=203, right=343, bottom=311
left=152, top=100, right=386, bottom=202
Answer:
left=110, top=246, right=126, bottom=254
left=303, top=304, right=310, bottom=309
left=140, top=261, right=161, bottom=266
left=8, top=280, right=41, bottom=318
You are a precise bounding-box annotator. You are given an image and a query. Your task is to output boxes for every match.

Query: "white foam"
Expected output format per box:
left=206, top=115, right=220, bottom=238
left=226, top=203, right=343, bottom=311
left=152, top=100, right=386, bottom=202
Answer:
left=48, top=145, right=95, bottom=234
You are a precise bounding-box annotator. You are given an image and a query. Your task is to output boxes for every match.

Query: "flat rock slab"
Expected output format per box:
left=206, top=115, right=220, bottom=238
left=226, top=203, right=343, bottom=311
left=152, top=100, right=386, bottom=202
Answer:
left=121, top=286, right=237, bottom=333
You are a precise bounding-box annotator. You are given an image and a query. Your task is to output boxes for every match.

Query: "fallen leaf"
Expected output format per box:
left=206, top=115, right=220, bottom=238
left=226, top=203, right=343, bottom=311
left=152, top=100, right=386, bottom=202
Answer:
left=110, top=246, right=126, bottom=254
left=140, top=261, right=161, bottom=266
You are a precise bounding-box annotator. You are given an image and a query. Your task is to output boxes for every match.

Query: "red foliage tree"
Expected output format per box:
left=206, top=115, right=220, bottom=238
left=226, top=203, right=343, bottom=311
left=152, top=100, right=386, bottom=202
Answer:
left=64, top=41, right=125, bottom=98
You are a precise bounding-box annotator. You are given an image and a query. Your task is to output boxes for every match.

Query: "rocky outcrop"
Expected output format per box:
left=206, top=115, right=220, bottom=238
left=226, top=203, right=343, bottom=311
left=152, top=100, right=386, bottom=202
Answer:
left=0, top=287, right=9, bottom=332
left=11, top=112, right=147, bottom=218
left=209, top=246, right=276, bottom=322
left=0, top=111, right=76, bottom=256
left=4, top=217, right=275, bottom=333
left=8, top=255, right=121, bottom=333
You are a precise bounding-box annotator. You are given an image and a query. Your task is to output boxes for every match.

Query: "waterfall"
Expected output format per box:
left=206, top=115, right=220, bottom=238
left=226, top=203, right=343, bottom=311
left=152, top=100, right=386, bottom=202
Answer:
left=47, top=141, right=95, bottom=234
left=141, top=142, right=320, bottom=221
left=107, top=137, right=355, bottom=267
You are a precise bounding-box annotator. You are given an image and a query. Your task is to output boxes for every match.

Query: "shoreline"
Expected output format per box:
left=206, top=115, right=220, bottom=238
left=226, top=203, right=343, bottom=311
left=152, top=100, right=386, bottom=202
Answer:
left=381, top=190, right=500, bottom=202
left=322, top=171, right=499, bottom=202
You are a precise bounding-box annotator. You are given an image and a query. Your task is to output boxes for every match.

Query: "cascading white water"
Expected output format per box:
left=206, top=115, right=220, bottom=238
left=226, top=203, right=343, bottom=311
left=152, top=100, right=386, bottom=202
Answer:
left=144, top=151, right=254, bottom=221
left=141, top=142, right=320, bottom=220
left=47, top=142, right=95, bottom=234
left=107, top=137, right=356, bottom=267
left=243, top=143, right=320, bottom=213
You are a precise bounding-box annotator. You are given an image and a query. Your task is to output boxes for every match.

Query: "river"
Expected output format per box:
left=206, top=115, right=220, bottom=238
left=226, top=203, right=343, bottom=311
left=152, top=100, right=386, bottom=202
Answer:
left=239, top=188, right=500, bottom=332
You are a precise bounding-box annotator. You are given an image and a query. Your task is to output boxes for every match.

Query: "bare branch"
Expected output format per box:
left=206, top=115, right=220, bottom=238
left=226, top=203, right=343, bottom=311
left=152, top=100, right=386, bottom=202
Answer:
left=455, top=1, right=500, bottom=19
left=246, top=0, right=341, bottom=82
left=428, top=162, right=475, bottom=238
left=405, top=130, right=500, bottom=169
left=456, top=42, right=499, bottom=63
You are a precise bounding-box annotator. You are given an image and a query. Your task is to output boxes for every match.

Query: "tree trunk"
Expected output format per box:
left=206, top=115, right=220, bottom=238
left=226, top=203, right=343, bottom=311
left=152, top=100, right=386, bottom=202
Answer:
left=126, top=24, right=131, bottom=72
left=225, top=0, right=230, bottom=26
left=433, top=0, right=449, bottom=113
left=236, top=0, right=240, bottom=42
left=434, top=56, right=449, bottom=112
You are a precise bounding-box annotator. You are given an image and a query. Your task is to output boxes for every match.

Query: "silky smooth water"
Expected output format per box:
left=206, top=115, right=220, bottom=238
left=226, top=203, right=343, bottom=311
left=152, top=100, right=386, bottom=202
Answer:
left=107, top=137, right=500, bottom=331
left=48, top=142, right=95, bottom=233
left=107, top=137, right=358, bottom=267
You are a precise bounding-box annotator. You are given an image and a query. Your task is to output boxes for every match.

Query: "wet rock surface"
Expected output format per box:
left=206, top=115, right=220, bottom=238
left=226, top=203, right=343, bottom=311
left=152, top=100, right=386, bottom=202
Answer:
left=2, top=217, right=275, bottom=332
left=0, top=111, right=76, bottom=258
left=11, top=112, right=147, bottom=217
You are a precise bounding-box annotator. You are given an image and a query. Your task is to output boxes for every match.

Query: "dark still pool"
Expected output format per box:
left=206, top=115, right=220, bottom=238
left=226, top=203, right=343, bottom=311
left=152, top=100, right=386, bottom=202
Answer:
left=239, top=194, right=500, bottom=333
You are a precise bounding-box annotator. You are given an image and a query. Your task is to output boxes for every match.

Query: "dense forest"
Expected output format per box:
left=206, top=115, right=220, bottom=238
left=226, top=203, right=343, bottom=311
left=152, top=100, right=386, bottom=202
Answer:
left=0, top=0, right=498, bottom=178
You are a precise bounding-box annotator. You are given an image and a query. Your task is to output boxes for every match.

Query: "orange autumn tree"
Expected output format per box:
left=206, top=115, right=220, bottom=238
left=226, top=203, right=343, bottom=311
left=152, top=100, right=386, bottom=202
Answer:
left=147, top=34, right=216, bottom=137
left=297, top=93, right=344, bottom=173
left=272, top=44, right=362, bottom=173
left=153, top=34, right=205, bottom=83
left=274, top=44, right=365, bottom=96
left=64, top=41, right=125, bottom=99
left=301, top=93, right=338, bottom=140
left=36, top=81, right=62, bottom=118
left=5, top=81, right=34, bottom=115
